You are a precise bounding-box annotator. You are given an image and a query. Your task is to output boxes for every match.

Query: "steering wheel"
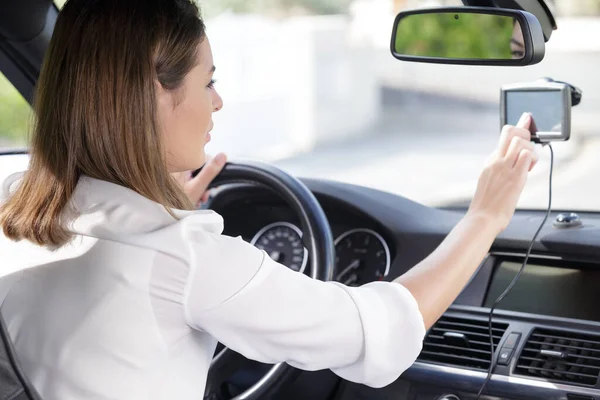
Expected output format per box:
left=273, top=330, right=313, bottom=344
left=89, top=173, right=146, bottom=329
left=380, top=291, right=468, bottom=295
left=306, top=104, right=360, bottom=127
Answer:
left=198, top=160, right=336, bottom=400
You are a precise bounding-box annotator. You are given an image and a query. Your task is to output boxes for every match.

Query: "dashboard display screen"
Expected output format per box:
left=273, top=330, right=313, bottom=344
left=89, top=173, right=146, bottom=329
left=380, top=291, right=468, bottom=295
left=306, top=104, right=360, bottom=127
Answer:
left=484, top=262, right=600, bottom=322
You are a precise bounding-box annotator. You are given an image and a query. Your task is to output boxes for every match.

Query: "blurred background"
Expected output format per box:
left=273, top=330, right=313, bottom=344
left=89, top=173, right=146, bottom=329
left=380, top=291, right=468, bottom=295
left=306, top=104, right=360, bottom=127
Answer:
left=2, top=0, right=600, bottom=211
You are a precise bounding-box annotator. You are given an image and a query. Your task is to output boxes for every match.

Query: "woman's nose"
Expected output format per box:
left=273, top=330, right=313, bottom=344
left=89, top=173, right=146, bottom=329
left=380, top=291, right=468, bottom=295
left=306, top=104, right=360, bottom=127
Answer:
left=213, top=91, right=223, bottom=112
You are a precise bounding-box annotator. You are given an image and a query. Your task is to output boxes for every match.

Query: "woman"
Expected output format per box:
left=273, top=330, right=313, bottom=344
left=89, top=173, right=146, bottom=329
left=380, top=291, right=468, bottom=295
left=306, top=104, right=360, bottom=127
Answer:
left=0, top=0, right=538, bottom=399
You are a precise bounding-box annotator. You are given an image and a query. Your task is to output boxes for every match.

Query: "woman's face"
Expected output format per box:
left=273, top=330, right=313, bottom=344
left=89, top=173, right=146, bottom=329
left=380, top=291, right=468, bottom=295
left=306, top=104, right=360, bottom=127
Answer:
left=158, top=37, right=223, bottom=172
left=510, top=21, right=525, bottom=60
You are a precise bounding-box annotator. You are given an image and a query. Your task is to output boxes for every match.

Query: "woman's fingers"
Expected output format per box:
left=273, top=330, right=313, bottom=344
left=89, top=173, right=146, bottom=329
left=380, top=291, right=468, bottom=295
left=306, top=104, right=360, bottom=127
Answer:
left=184, top=153, right=227, bottom=205
left=498, top=113, right=532, bottom=157
left=515, top=148, right=539, bottom=174
left=504, top=136, right=535, bottom=168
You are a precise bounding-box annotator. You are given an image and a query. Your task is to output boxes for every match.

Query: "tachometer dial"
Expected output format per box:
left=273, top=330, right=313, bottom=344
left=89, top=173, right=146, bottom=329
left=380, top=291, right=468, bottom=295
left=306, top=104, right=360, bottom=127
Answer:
left=250, top=222, right=307, bottom=273
left=334, top=229, right=390, bottom=286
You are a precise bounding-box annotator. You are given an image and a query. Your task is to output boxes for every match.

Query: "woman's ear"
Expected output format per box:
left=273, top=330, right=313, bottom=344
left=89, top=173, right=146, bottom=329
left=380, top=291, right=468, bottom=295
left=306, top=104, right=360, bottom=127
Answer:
left=155, top=80, right=173, bottom=111
left=156, top=79, right=184, bottom=111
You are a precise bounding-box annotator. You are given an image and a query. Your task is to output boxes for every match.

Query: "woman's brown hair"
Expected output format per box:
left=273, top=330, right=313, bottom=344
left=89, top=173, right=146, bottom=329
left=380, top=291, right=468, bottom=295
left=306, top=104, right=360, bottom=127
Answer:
left=0, top=0, right=204, bottom=247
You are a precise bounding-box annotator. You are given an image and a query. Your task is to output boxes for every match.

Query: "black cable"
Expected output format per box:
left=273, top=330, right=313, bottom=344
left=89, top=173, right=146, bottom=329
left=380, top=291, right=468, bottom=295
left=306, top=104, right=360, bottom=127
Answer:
left=475, top=143, right=554, bottom=400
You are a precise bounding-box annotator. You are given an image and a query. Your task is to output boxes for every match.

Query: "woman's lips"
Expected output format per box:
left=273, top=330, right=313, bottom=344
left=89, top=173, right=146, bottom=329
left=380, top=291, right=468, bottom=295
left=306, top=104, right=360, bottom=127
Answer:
left=206, top=124, right=214, bottom=143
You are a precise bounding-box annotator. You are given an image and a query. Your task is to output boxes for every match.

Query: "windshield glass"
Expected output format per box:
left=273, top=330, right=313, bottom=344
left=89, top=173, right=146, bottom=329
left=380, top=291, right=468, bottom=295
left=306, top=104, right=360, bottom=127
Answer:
left=9, top=0, right=600, bottom=211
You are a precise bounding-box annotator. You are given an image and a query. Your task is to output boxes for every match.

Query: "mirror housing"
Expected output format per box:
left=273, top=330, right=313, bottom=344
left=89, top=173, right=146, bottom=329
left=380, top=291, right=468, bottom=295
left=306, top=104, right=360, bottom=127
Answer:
left=390, top=7, right=545, bottom=66
left=461, top=0, right=557, bottom=42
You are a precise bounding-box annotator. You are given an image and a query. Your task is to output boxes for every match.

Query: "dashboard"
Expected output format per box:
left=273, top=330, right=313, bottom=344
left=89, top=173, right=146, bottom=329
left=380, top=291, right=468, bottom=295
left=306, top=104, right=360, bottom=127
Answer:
left=208, top=179, right=600, bottom=400
left=213, top=186, right=395, bottom=287
left=390, top=251, right=600, bottom=400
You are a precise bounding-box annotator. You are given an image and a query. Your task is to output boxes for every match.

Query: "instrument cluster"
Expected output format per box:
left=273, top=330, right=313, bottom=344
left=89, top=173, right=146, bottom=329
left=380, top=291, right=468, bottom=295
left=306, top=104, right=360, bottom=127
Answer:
left=250, top=222, right=391, bottom=285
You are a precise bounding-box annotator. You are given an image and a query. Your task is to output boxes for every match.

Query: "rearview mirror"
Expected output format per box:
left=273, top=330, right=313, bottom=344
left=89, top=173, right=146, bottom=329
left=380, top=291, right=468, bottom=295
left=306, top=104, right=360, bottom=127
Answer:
left=390, top=7, right=545, bottom=66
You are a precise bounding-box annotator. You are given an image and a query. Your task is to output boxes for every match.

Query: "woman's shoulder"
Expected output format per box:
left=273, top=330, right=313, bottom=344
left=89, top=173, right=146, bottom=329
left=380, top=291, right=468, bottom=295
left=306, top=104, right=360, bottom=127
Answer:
left=134, top=209, right=262, bottom=272
left=155, top=211, right=260, bottom=262
left=142, top=212, right=267, bottom=312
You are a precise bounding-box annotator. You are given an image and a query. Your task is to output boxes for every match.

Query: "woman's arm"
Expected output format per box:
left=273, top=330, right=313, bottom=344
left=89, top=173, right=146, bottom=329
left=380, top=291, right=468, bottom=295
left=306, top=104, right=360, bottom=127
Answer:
left=395, top=212, right=497, bottom=329
left=397, top=113, right=537, bottom=329
left=184, top=233, right=425, bottom=388
left=184, top=114, right=537, bottom=388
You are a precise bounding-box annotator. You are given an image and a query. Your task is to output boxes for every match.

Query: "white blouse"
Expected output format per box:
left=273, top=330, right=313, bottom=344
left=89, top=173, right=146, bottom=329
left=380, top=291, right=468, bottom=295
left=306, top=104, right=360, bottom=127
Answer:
left=0, top=173, right=425, bottom=400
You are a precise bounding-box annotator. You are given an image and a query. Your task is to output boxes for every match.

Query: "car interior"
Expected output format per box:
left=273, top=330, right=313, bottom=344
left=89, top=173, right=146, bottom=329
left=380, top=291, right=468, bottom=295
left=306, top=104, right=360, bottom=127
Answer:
left=2, top=0, right=600, bottom=400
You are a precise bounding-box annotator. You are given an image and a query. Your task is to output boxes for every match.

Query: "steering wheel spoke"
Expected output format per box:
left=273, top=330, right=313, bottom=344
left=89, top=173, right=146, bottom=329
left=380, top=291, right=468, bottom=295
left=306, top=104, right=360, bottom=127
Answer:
left=204, top=348, right=253, bottom=400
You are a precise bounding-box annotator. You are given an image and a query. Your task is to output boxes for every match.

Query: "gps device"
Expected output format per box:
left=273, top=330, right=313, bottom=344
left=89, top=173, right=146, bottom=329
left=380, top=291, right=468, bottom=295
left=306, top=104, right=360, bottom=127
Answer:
left=500, top=78, right=581, bottom=143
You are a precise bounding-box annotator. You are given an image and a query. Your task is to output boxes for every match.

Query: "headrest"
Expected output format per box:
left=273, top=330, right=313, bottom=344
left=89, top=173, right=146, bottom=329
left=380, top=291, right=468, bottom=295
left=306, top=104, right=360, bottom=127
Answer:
left=0, top=0, right=54, bottom=41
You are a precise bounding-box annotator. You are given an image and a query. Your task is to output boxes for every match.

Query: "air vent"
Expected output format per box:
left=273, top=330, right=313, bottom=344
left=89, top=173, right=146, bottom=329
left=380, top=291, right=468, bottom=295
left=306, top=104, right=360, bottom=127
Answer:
left=515, top=328, right=600, bottom=386
left=417, top=315, right=508, bottom=370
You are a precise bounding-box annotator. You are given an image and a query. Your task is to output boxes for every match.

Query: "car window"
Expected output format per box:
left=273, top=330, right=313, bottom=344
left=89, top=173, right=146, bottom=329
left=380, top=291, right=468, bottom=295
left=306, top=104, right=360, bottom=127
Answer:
left=199, top=0, right=600, bottom=212
left=0, top=72, right=30, bottom=151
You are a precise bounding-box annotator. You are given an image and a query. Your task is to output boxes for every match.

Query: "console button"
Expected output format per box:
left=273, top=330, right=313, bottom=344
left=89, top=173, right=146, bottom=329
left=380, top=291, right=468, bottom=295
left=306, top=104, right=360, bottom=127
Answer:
left=497, top=333, right=521, bottom=366
left=503, top=333, right=521, bottom=348
left=497, top=348, right=514, bottom=365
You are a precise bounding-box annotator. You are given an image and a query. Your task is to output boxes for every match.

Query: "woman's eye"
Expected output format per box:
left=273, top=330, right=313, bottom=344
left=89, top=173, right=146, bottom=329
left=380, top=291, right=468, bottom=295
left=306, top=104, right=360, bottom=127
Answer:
left=207, top=79, right=217, bottom=89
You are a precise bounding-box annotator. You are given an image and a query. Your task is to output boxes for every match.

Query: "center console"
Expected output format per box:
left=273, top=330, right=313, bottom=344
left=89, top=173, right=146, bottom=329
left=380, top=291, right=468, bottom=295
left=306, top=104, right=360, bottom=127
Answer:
left=336, top=252, right=600, bottom=400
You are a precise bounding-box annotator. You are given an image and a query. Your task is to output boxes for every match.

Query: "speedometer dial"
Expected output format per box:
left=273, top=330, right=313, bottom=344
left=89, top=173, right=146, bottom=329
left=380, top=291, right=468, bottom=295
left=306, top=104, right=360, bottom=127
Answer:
left=250, top=222, right=308, bottom=273
left=334, top=228, right=390, bottom=286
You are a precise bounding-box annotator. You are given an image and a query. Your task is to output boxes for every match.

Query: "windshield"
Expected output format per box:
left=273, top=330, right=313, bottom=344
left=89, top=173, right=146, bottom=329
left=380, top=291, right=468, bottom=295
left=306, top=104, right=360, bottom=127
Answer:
left=5, top=0, right=600, bottom=212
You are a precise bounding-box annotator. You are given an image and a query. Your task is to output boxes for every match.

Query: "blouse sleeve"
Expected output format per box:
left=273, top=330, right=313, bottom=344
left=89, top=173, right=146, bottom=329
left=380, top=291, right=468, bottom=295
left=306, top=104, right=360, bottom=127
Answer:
left=183, top=233, right=426, bottom=388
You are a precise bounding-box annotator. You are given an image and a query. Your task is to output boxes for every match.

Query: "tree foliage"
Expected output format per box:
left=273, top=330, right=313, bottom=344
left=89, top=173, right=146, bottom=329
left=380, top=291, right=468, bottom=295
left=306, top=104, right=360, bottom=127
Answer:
left=0, top=74, right=30, bottom=147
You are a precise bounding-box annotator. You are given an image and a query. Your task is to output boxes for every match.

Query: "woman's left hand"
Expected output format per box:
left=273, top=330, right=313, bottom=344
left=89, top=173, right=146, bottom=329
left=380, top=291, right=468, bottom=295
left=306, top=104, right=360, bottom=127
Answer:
left=173, top=153, right=227, bottom=207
